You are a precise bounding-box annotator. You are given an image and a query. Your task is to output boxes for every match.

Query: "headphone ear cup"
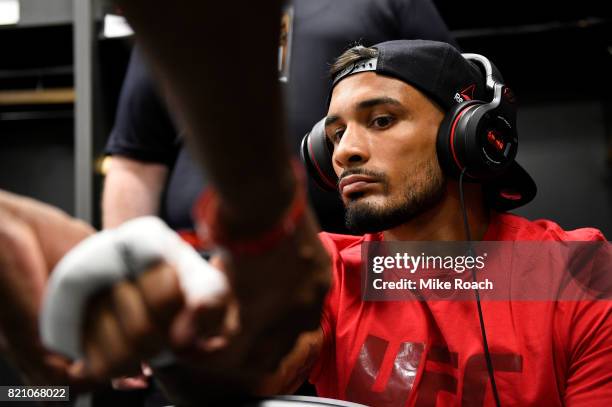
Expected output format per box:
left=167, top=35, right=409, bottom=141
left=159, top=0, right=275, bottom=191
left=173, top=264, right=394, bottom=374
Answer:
left=436, top=100, right=483, bottom=179
left=300, top=118, right=338, bottom=191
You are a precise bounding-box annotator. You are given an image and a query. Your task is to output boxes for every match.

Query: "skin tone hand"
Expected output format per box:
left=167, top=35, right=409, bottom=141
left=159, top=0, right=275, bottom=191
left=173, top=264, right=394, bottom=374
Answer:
left=0, top=191, right=95, bottom=389
left=103, top=156, right=169, bottom=390
left=0, top=190, right=238, bottom=395
left=80, top=258, right=237, bottom=380
left=150, top=212, right=330, bottom=405
left=0, top=188, right=326, bottom=400
left=80, top=217, right=329, bottom=404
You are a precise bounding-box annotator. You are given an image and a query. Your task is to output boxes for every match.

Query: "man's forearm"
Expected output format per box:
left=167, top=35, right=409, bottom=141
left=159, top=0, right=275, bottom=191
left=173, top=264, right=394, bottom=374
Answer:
left=0, top=190, right=94, bottom=323
left=102, top=157, right=168, bottom=228
left=0, top=190, right=94, bottom=267
left=106, top=4, right=332, bottom=402
left=0, top=190, right=94, bottom=386
left=114, top=1, right=292, bottom=232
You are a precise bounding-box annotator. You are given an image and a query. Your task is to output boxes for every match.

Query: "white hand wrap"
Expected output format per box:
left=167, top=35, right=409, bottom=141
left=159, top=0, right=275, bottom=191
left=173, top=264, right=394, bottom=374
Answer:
left=40, top=217, right=228, bottom=361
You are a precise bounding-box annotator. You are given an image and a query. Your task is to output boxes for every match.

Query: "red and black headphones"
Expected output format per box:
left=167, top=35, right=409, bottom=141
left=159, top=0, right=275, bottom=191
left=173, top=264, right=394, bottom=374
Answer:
left=436, top=54, right=518, bottom=181
left=300, top=53, right=522, bottom=192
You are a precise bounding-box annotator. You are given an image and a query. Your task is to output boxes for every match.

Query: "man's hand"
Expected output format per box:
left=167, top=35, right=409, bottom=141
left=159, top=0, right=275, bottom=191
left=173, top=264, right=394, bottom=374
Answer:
left=81, top=261, right=231, bottom=378
left=146, top=209, right=331, bottom=405
left=56, top=213, right=330, bottom=405
left=0, top=190, right=95, bottom=389
left=41, top=217, right=233, bottom=383
left=82, top=262, right=182, bottom=378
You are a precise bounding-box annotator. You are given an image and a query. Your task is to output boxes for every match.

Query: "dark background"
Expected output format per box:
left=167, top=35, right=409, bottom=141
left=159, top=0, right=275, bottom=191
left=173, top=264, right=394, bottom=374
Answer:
left=437, top=1, right=612, bottom=236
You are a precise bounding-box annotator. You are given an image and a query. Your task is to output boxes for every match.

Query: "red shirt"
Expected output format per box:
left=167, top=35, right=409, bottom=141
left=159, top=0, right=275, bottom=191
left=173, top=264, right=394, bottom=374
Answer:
left=310, top=212, right=611, bottom=406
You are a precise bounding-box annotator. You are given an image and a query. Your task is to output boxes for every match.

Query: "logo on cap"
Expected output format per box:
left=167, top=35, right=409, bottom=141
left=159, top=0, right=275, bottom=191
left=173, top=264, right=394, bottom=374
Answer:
left=453, top=84, right=476, bottom=104
left=332, top=57, right=378, bottom=86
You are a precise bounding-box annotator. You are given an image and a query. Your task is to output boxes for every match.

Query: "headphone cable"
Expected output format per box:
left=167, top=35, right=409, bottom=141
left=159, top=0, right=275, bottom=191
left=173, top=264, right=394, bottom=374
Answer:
left=459, top=168, right=501, bottom=407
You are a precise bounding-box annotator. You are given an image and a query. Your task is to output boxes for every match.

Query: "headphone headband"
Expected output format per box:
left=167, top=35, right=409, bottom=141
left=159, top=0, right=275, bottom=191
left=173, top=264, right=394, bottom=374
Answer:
left=461, top=53, right=504, bottom=97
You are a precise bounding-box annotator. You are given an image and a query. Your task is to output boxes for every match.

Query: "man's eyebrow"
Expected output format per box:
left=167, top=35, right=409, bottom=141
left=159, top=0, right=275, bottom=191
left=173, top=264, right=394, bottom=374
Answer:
left=325, top=97, right=403, bottom=127
left=357, top=97, right=402, bottom=110
left=325, top=115, right=340, bottom=127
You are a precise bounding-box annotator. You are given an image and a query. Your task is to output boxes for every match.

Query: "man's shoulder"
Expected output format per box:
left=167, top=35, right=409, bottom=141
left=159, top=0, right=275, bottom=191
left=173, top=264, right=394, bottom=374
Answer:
left=492, top=212, right=607, bottom=242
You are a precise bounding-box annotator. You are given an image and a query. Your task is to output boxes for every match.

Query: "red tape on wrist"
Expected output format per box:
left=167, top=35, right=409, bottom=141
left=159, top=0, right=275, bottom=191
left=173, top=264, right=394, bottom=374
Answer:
left=193, top=159, right=307, bottom=256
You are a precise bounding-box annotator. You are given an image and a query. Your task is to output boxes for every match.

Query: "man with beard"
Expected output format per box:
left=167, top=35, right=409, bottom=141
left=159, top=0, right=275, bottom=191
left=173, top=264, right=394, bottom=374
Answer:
left=289, top=40, right=611, bottom=406
left=48, top=38, right=610, bottom=406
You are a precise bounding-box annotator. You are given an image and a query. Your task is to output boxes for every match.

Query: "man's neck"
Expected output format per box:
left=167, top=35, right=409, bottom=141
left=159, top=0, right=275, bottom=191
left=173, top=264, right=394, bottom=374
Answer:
left=383, top=182, right=490, bottom=241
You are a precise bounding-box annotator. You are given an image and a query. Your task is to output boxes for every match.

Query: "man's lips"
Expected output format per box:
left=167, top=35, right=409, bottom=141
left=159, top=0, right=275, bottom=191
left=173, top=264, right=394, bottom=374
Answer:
left=338, top=175, right=378, bottom=197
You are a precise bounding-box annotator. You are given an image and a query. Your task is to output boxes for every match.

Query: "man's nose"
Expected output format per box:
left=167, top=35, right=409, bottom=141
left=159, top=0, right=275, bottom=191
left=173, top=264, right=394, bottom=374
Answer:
left=332, top=125, right=370, bottom=170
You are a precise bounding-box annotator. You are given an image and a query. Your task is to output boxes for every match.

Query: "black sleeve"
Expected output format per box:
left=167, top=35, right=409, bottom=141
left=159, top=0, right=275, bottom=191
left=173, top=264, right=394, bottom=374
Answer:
left=105, top=47, right=180, bottom=166
left=394, top=0, right=459, bottom=49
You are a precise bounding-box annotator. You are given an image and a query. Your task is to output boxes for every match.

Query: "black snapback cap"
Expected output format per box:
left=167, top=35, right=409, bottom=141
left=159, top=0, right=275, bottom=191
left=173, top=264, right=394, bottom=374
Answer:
left=329, top=39, right=536, bottom=211
left=332, top=39, right=487, bottom=110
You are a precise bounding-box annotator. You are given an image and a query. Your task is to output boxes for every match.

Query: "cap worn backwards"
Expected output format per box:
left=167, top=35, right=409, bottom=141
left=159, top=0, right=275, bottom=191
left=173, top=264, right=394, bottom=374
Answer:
left=331, top=39, right=487, bottom=111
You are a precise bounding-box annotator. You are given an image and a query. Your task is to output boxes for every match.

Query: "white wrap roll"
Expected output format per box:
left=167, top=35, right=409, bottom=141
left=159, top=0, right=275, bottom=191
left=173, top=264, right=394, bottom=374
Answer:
left=40, top=217, right=228, bottom=361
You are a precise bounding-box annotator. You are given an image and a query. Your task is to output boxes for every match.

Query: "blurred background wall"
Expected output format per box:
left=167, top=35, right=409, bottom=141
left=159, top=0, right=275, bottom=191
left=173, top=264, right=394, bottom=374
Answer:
left=436, top=1, right=611, bottom=236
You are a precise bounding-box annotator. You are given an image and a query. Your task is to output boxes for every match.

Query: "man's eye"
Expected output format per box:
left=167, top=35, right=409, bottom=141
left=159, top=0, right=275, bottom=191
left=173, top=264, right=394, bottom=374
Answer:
left=329, top=129, right=344, bottom=143
left=372, top=116, right=394, bottom=128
